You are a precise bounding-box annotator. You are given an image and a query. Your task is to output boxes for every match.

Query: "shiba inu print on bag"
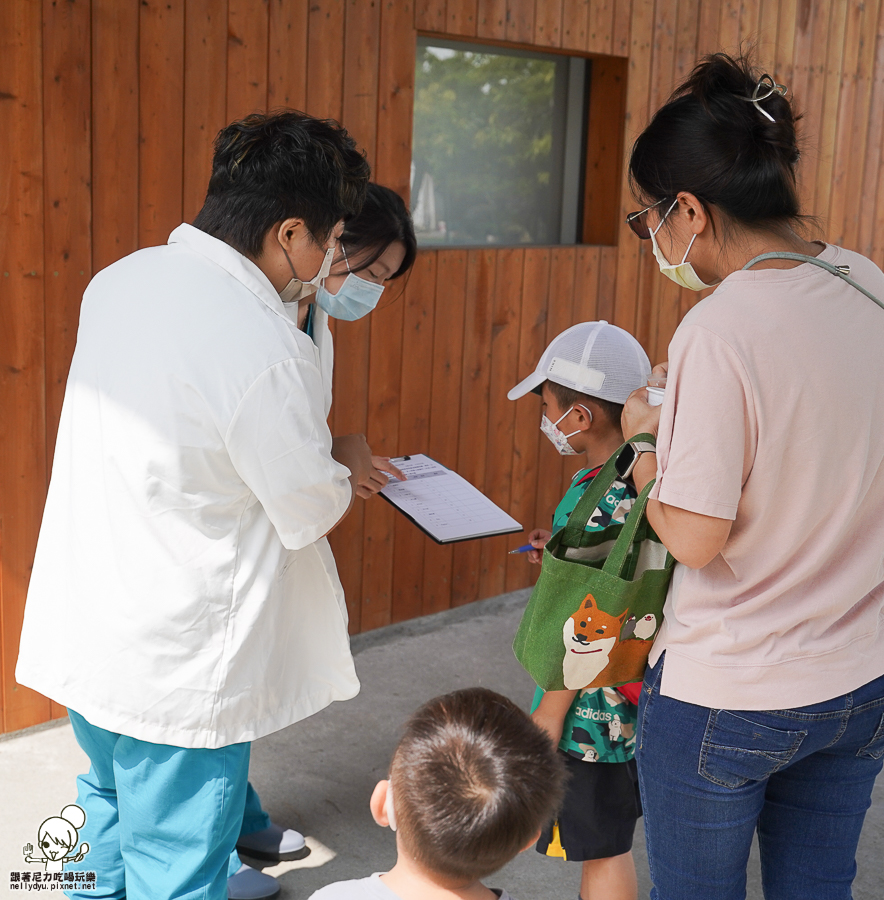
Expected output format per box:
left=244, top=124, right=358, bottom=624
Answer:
left=562, top=594, right=657, bottom=690
left=513, top=436, right=673, bottom=692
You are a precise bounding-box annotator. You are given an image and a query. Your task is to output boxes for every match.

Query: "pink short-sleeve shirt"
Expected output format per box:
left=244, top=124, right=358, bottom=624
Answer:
left=649, top=244, right=884, bottom=709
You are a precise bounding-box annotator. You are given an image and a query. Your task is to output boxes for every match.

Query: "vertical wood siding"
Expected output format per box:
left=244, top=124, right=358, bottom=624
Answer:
left=2, top=0, right=884, bottom=733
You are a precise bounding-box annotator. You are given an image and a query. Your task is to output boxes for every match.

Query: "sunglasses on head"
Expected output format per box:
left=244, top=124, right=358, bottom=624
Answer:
left=625, top=198, right=671, bottom=240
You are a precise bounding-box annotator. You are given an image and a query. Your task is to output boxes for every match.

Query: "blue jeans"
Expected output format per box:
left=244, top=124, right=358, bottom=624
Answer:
left=66, top=710, right=251, bottom=900
left=636, top=654, right=884, bottom=900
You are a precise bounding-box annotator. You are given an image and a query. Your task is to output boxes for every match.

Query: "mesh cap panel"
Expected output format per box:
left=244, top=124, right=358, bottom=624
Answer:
left=508, top=321, right=651, bottom=403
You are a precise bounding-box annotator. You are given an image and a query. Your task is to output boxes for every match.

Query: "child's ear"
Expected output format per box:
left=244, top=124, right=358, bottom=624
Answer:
left=369, top=780, right=389, bottom=826
left=370, top=779, right=395, bottom=830
left=572, top=405, right=593, bottom=432
left=521, top=830, right=542, bottom=853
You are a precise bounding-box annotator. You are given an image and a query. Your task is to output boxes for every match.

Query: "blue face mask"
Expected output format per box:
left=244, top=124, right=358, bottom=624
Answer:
left=314, top=245, right=386, bottom=321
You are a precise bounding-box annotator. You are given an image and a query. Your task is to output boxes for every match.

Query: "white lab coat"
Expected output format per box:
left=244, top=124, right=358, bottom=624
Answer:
left=16, top=224, right=360, bottom=749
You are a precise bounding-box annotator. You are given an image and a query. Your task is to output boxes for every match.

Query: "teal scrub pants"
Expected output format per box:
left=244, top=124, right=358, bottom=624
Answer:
left=228, top=781, right=273, bottom=873
left=65, top=710, right=251, bottom=900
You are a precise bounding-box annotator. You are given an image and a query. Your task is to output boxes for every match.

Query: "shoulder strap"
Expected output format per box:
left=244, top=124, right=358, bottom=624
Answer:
left=742, top=252, right=884, bottom=311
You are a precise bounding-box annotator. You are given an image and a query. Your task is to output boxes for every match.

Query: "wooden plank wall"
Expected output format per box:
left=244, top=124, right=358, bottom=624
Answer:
left=2, top=0, right=884, bottom=734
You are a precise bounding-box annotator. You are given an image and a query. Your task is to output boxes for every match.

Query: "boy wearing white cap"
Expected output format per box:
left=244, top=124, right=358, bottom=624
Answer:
left=508, top=321, right=651, bottom=900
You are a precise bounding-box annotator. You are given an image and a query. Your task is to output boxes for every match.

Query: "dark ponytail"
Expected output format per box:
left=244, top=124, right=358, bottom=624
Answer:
left=629, top=53, right=802, bottom=227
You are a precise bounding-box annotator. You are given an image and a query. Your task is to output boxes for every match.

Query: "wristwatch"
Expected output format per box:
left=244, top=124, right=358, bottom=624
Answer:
left=614, top=440, right=657, bottom=479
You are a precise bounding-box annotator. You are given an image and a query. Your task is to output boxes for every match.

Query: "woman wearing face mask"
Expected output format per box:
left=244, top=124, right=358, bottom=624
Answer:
left=310, top=182, right=416, bottom=320
left=295, top=182, right=417, bottom=491
left=230, top=183, right=417, bottom=900
left=293, top=181, right=415, bottom=324
left=619, top=53, right=884, bottom=900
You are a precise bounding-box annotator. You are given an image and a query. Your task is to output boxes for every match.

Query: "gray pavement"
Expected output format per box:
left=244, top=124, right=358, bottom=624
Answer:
left=1, top=589, right=882, bottom=899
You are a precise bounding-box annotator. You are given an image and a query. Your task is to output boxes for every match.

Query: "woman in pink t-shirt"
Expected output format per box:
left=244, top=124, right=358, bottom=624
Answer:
left=621, top=52, right=884, bottom=900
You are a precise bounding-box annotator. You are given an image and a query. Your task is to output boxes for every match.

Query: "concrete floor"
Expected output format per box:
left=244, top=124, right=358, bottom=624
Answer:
left=1, top=589, right=882, bottom=899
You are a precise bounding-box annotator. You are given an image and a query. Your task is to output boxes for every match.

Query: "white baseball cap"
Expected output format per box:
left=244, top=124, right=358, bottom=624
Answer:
left=507, top=321, right=651, bottom=403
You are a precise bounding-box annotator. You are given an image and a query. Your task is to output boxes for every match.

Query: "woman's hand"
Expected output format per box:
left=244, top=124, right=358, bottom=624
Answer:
left=331, top=434, right=374, bottom=487
left=621, top=388, right=661, bottom=441
left=331, top=440, right=407, bottom=500
left=356, top=456, right=407, bottom=499
left=622, top=361, right=668, bottom=441
left=331, top=434, right=377, bottom=500
left=526, top=528, right=552, bottom=565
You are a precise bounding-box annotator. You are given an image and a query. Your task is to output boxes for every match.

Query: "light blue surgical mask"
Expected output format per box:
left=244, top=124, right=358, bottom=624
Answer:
left=314, top=245, right=385, bottom=321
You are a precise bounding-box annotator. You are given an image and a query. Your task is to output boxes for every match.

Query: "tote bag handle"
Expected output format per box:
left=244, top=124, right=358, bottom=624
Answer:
left=561, top=432, right=657, bottom=548
left=601, top=477, right=657, bottom=578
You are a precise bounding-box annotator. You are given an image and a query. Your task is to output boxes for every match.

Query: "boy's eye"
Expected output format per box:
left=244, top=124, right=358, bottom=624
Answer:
left=41, top=840, right=50, bottom=849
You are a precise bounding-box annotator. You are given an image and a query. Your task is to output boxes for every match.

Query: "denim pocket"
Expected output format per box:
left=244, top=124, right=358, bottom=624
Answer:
left=858, top=711, right=884, bottom=760
left=699, top=710, right=807, bottom=788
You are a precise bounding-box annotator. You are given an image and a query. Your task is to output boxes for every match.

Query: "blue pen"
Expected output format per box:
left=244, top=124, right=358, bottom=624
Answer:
left=508, top=543, right=535, bottom=555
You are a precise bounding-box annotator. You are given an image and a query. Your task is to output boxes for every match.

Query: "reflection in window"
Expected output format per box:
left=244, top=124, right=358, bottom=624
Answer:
left=411, top=38, right=589, bottom=246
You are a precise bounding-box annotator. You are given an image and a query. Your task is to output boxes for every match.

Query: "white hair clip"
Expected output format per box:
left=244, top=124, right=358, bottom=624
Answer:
left=741, top=74, right=788, bottom=123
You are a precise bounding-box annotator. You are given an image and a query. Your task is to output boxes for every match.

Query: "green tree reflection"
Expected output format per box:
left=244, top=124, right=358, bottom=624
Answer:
left=412, top=46, right=561, bottom=245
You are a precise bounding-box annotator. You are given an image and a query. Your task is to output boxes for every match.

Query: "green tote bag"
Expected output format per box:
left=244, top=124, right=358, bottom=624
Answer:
left=513, top=437, right=674, bottom=692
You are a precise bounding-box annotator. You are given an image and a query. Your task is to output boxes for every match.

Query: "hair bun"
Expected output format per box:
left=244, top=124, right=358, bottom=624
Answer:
left=629, top=51, right=803, bottom=226
left=678, top=53, right=799, bottom=162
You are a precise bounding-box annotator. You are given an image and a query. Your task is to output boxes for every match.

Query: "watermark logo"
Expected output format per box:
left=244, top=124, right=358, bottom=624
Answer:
left=9, top=805, right=96, bottom=892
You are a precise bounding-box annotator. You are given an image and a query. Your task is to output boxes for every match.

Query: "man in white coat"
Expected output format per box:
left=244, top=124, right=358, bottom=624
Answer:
left=16, top=111, right=380, bottom=900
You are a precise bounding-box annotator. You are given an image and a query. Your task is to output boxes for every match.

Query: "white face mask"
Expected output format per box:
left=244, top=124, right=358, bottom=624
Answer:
left=278, top=229, right=336, bottom=304
left=650, top=200, right=717, bottom=292
left=540, top=405, right=592, bottom=456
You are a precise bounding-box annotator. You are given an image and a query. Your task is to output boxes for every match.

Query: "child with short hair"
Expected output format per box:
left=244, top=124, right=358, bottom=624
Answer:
left=308, top=687, right=566, bottom=900
left=507, top=320, right=652, bottom=900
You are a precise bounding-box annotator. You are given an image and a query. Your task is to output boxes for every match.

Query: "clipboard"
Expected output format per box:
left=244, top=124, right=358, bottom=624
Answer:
left=379, top=454, right=523, bottom=544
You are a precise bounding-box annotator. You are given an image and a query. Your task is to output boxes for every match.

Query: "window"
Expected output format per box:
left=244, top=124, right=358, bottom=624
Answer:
left=411, top=38, right=590, bottom=247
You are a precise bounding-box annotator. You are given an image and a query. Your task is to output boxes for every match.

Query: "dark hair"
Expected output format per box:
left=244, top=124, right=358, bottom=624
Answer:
left=390, top=687, right=565, bottom=883
left=341, top=184, right=417, bottom=280
left=193, top=110, right=370, bottom=258
left=544, top=380, right=623, bottom=430
left=629, top=53, right=801, bottom=228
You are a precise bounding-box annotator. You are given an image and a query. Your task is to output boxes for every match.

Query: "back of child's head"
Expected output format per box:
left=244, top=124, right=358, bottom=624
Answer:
left=389, top=687, right=565, bottom=884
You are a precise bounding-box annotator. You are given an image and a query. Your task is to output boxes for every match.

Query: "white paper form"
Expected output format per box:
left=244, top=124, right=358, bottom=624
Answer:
left=379, top=454, right=523, bottom=544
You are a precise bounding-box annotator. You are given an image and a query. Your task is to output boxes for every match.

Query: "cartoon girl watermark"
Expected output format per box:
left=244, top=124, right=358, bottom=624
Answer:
left=23, top=805, right=89, bottom=872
